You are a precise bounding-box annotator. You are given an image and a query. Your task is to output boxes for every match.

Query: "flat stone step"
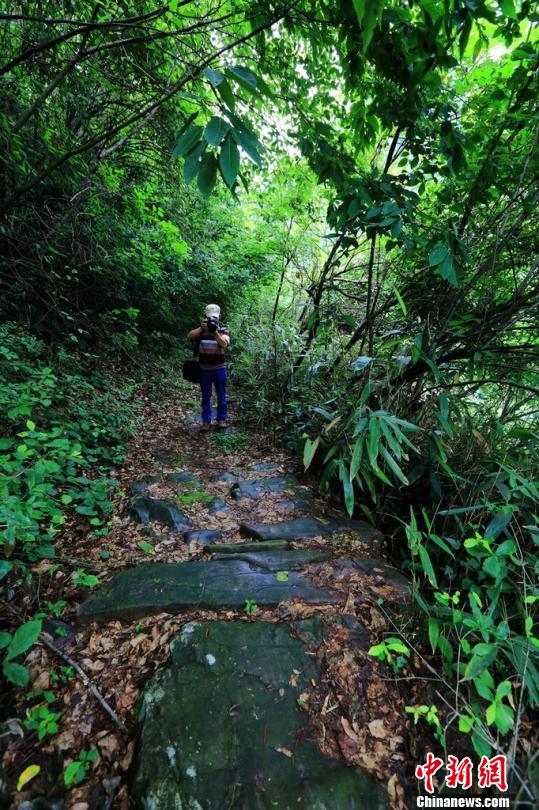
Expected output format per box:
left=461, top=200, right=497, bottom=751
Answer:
left=211, top=550, right=329, bottom=569
left=131, top=619, right=388, bottom=809
left=230, top=474, right=300, bottom=500
left=204, top=539, right=291, bottom=554
left=128, top=475, right=161, bottom=495
left=77, top=553, right=336, bottom=623
left=241, top=515, right=382, bottom=543
left=129, top=497, right=192, bottom=532
left=184, top=529, right=224, bottom=546
left=207, top=496, right=231, bottom=514
left=165, top=471, right=200, bottom=488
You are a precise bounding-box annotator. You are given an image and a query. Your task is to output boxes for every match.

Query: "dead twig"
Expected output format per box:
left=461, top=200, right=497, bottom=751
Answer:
left=39, top=631, right=129, bottom=735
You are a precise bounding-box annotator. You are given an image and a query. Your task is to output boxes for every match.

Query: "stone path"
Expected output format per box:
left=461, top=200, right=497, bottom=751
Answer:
left=78, top=404, right=408, bottom=808
left=132, top=619, right=388, bottom=809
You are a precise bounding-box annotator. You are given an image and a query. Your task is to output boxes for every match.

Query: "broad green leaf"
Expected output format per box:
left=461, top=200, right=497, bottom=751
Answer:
left=459, top=714, right=474, bottom=733
left=197, top=153, right=218, bottom=198
left=3, top=661, right=29, bottom=686
left=483, top=555, right=502, bottom=579
left=0, top=631, right=11, bottom=650
left=350, top=437, right=363, bottom=479
left=428, top=618, right=439, bottom=652
left=6, top=620, right=42, bottom=661
left=352, top=0, right=366, bottom=23
left=203, top=67, right=224, bottom=86
left=303, top=436, right=320, bottom=470
left=484, top=511, right=512, bottom=540
left=380, top=445, right=409, bottom=485
left=183, top=142, right=207, bottom=183
left=367, top=417, right=380, bottom=465
left=226, top=65, right=258, bottom=91
left=486, top=702, right=496, bottom=726
left=216, top=79, right=236, bottom=112
left=172, top=124, right=202, bottom=160
left=437, top=253, right=458, bottom=286
left=339, top=461, right=355, bottom=516
left=203, top=116, right=230, bottom=147
left=501, top=0, right=517, bottom=19
left=393, top=286, right=407, bottom=315
left=230, top=127, right=262, bottom=167
left=429, top=242, right=449, bottom=266
left=495, top=702, right=514, bottom=735
left=219, top=133, right=240, bottom=188
left=0, top=561, right=13, bottom=580
left=418, top=545, right=437, bottom=587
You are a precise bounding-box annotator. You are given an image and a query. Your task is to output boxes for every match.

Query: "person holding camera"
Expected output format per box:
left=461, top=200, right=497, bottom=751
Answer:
left=187, top=304, right=230, bottom=431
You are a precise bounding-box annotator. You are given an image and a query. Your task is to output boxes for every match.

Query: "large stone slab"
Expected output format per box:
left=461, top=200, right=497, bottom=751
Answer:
left=204, top=539, right=291, bottom=554
left=230, top=474, right=299, bottom=500
left=129, top=497, right=191, bottom=532
left=211, top=550, right=329, bottom=569
left=131, top=620, right=388, bottom=809
left=241, top=515, right=383, bottom=543
left=77, top=553, right=336, bottom=623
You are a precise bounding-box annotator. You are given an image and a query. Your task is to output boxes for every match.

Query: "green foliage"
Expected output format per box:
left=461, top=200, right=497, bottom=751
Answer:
left=177, top=490, right=212, bottom=507
left=0, top=324, right=134, bottom=564
left=1, top=620, right=42, bottom=687
left=73, top=570, right=100, bottom=588
left=368, top=636, right=410, bottom=672
left=63, top=748, right=99, bottom=786
left=24, top=702, right=62, bottom=741
left=244, top=599, right=259, bottom=615
left=211, top=432, right=250, bottom=454
left=405, top=705, right=445, bottom=747
left=409, top=482, right=538, bottom=757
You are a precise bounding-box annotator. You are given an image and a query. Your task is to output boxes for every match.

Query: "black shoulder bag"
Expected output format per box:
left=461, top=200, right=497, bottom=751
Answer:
left=182, top=338, right=201, bottom=383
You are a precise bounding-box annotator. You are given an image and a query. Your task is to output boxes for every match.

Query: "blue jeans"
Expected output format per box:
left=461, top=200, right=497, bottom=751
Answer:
left=200, top=367, right=227, bottom=423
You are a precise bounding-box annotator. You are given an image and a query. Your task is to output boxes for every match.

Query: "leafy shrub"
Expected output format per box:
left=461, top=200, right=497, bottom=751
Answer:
left=0, top=323, right=137, bottom=568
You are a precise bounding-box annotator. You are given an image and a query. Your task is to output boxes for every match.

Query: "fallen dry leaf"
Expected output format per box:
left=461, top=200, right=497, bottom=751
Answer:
left=341, top=716, right=360, bottom=743
left=368, top=719, right=388, bottom=739
left=273, top=746, right=293, bottom=758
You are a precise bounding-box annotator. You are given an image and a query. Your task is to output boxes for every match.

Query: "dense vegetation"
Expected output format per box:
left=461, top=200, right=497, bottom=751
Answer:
left=1, top=0, right=537, bottom=803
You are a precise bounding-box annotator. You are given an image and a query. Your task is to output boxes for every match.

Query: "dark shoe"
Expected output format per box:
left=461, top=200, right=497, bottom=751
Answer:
left=200, top=422, right=211, bottom=432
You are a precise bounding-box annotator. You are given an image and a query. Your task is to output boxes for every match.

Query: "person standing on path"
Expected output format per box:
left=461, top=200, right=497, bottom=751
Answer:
left=187, top=304, right=230, bottom=431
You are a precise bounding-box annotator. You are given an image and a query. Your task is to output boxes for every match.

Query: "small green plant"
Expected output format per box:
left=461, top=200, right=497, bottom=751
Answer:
left=275, top=570, right=289, bottom=581
left=73, top=569, right=100, bottom=587
left=137, top=540, right=154, bottom=554
left=63, top=748, right=99, bottom=786
left=368, top=636, right=410, bottom=672
left=244, top=598, right=258, bottom=615
left=177, top=489, right=212, bottom=507
left=0, top=619, right=42, bottom=686
left=35, top=600, right=66, bottom=620
left=212, top=431, right=250, bottom=453
left=24, top=703, right=62, bottom=741
left=405, top=704, right=445, bottom=746
left=50, top=665, right=75, bottom=685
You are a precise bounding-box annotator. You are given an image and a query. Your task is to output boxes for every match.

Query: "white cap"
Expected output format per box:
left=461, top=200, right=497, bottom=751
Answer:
left=205, top=304, right=221, bottom=318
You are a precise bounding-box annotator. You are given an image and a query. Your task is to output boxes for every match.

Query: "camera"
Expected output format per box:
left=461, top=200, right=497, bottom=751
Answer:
left=206, top=315, right=218, bottom=333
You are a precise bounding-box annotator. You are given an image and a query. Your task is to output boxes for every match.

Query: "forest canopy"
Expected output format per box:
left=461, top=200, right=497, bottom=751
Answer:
left=1, top=0, right=538, bottom=805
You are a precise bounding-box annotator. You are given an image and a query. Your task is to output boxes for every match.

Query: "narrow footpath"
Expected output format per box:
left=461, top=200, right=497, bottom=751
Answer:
left=13, top=393, right=412, bottom=809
